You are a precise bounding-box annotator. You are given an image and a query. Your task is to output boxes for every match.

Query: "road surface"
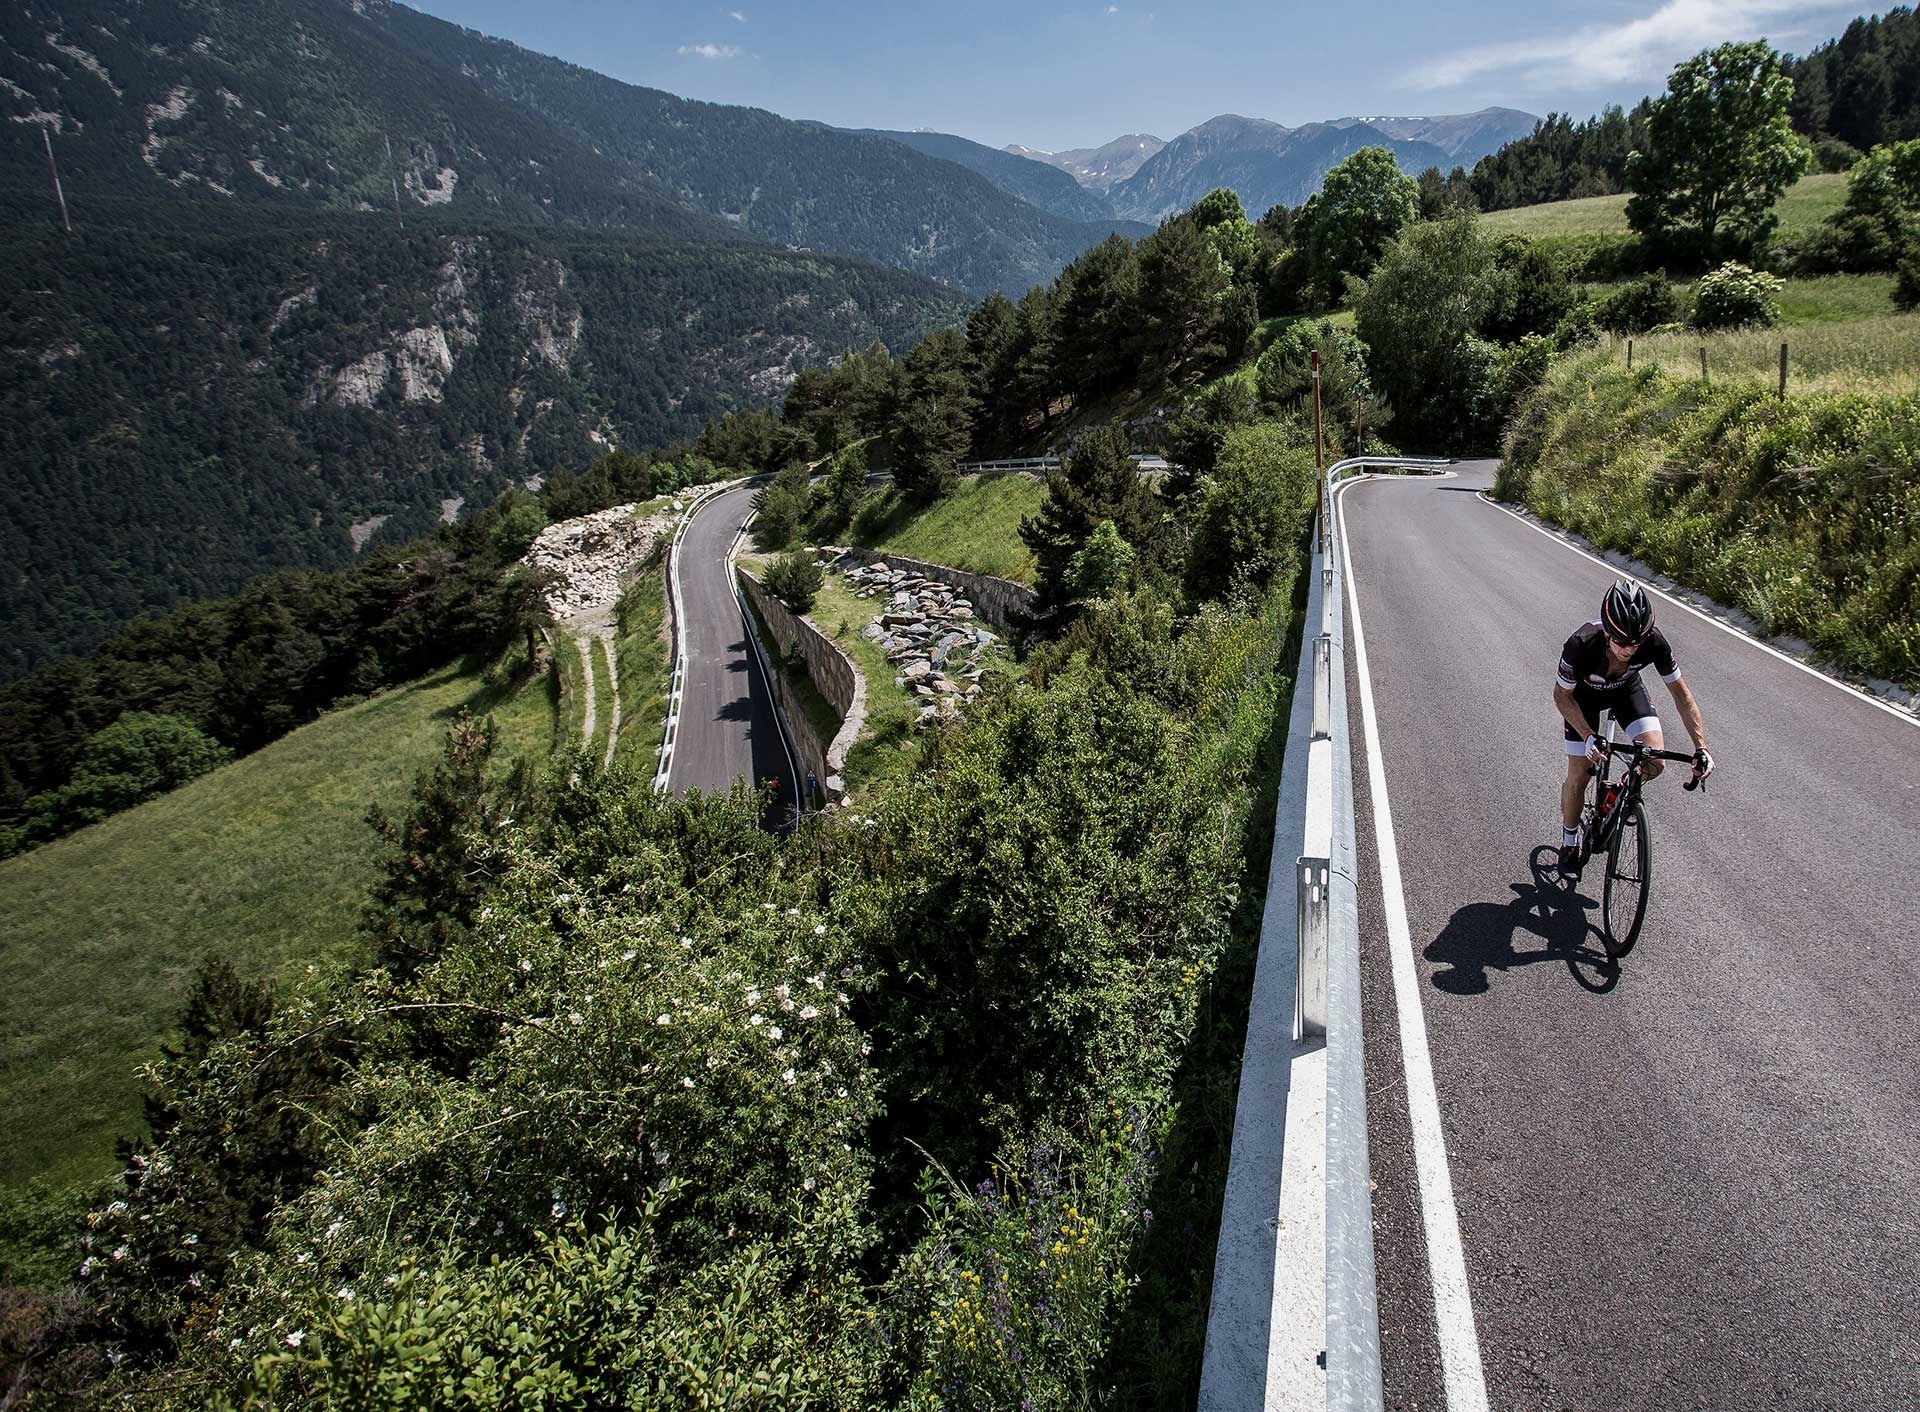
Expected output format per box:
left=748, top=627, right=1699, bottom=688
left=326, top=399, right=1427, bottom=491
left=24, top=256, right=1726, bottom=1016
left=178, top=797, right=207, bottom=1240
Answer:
left=665, top=483, right=799, bottom=827
left=1344, top=461, right=1920, bottom=1411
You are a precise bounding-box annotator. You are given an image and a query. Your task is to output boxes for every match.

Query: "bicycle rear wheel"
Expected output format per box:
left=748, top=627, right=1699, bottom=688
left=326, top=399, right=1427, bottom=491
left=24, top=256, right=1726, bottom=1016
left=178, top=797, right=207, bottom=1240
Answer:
left=1601, top=799, right=1651, bottom=958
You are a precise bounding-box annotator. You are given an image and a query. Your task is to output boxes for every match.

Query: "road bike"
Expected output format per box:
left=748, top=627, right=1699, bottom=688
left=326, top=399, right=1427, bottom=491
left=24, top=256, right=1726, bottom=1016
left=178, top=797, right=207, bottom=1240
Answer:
left=1569, top=713, right=1707, bottom=958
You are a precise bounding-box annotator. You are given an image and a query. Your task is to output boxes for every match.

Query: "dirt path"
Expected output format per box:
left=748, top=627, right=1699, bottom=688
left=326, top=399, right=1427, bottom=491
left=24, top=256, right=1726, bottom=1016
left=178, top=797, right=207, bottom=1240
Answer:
left=600, top=634, right=620, bottom=767
left=574, top=636, right=597, bottom=749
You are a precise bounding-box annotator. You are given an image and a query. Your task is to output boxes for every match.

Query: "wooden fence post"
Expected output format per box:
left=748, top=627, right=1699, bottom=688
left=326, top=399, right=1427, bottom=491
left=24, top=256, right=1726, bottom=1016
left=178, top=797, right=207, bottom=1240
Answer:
left=1700, top=346, right=1709, bottom=387
left=1779, top=342, right=1789, bottom=400
left=1627, top=338, right=1634, bottom=370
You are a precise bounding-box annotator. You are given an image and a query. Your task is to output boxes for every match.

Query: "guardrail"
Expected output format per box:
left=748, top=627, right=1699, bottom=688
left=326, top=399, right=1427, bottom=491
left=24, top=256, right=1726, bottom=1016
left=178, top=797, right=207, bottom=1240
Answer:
left=1200, top=455, right=1448, bottom=1412
left=953, top=453, right=1170, bottom=474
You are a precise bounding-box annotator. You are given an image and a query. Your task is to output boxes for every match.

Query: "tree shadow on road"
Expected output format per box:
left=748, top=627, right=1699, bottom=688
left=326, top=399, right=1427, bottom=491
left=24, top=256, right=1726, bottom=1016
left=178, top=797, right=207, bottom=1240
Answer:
left=1425, top=845, right=1618, bottom=995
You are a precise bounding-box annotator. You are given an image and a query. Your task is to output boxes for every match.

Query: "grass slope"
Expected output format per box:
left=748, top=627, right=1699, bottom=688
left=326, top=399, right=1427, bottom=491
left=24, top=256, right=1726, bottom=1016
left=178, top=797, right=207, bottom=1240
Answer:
left=0, top=654, right=555, bottom=1193
left=1482, top=173, right=1847, bottom=240
left=613, top=569, right=671, bottom=770
left=1598, top=313, right=1920, bottom=396
left=850, top=474, right=1046, bottom=584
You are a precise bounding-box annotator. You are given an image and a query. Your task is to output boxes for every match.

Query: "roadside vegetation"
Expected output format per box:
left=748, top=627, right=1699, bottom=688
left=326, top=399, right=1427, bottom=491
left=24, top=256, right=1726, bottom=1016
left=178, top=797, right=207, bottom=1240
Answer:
left=849, top=474, right=1047, bottom=584
left=1501, top=354, right=1920, bottom=690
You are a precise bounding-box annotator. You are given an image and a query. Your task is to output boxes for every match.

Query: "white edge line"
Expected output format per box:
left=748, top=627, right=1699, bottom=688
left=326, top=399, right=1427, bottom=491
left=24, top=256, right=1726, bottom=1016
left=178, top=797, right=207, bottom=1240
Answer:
left=1478, top=491, right=1918, bottom=730
left=1337, top=476, right=1491, bottom=1412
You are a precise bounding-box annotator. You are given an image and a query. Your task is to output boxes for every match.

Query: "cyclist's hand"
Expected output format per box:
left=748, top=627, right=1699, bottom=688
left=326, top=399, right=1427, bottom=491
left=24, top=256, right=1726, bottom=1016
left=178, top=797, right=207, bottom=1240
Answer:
left=1691, top=747, right=1714, bottom=782
left=1584, top=734, right=1607, bottom=764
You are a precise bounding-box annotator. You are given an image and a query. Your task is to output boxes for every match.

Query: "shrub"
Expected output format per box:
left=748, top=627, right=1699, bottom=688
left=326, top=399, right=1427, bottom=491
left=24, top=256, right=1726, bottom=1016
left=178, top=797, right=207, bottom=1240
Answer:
left=1596, top=273, right=1687, bottom=334
left=1896, top=247, right=1920, bottom=312
left=751, top=461, right=813, bottom=550
left=1814, top=135, right=1863, bottom=173
left=1185, top=422, right=1317, bottom=605
left=1066, top=521, right=1137, bottom=601
left=1691, top=262, right=1783, bottom=330
left=763, top=550, right=825, bottom=614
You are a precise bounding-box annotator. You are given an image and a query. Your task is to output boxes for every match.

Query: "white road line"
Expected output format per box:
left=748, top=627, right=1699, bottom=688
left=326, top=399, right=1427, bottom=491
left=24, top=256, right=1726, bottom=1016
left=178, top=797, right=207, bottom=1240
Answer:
left=1478, top=492, right=1918, bottom=729
left=1337, top=478, right=1491, bottom=1412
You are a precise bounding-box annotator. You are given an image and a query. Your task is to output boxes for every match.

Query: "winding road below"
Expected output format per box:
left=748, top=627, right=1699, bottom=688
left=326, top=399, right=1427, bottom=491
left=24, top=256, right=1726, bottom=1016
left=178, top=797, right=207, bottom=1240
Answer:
left=665, top=483, right=798, bottom=827
left=1345, top=461, right=1919, bottom=1410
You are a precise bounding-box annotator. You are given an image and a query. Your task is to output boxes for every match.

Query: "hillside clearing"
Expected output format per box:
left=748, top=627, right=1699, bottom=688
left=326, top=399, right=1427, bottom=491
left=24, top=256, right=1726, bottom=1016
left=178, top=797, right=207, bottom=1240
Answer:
left=850, top=473, right=1046, bottom=584
left=1584, top=314, right=1920, bottom=397
left=0, top=653, right=555, bottom=1193
left=1481, top=172, right=1847, bottom=240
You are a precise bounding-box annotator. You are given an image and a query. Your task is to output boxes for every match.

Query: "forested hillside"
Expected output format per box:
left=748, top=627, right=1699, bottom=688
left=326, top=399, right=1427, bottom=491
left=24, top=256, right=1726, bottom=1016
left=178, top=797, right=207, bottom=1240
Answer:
left=1, top=203, right=962, bottom=679
left=849, top=127, right=1126, bottom=224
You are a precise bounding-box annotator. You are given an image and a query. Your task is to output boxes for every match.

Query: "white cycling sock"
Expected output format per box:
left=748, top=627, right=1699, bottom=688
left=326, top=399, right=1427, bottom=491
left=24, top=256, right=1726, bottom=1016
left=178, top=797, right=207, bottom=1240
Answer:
left=1562, top=825, right=1580, bottom=847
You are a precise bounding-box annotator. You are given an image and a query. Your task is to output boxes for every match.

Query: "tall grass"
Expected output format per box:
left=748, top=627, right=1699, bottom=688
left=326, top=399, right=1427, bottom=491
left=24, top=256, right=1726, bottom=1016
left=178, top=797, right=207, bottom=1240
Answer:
left=851, top=474, right=1046, bottom=584
left=1574, top=315, right=1920, bottom=398
left=1501, top=349, right=1920, bottom=687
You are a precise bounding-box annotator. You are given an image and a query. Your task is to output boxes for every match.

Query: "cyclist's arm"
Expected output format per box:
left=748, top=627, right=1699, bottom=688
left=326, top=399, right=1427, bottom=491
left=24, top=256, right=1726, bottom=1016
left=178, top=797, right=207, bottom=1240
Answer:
left=1664, top=675, right=1708, bottom=752
left=1551, top=682, right=1593, bottom=743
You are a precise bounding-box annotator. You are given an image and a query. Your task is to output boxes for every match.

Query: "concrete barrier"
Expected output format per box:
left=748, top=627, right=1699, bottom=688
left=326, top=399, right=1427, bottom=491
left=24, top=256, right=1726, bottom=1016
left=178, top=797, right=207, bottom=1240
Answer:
left=736, top=567, right=867, bottom=801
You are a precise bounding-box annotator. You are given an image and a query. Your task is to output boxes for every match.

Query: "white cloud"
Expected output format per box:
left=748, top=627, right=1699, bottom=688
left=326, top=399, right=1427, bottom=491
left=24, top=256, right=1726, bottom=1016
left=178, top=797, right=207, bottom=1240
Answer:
left=1106, top=3, right=1119, bottom=11
left=728, top=9, right=746, bottom=21
left=678, top=42, right=744, bottom=59
left=1409, top=0, right=1845, bottom=90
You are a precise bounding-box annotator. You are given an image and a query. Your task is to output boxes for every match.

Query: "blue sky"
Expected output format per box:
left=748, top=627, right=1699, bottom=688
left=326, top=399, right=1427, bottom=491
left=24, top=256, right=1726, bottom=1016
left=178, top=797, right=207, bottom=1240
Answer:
left=411, top=0, right=1862, bottom=151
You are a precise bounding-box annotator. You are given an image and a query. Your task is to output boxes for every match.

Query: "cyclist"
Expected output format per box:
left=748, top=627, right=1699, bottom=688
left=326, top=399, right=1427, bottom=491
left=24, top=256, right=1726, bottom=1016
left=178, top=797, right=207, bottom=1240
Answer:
left=1553, top=580, right=1714, bottom=875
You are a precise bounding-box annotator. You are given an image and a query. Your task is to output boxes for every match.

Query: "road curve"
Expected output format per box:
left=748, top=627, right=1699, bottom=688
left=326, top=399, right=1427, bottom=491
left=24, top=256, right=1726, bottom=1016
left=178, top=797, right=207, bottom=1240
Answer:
left=1345, top=462, right=1920, bottom=1411
left=665, top=483, right=798, bottom=826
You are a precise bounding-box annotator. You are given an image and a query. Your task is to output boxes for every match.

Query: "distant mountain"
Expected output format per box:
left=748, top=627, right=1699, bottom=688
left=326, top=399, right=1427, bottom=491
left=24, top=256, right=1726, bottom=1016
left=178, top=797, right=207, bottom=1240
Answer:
left=0, top=0, right=1129, bottom=297
left=848, top=128, right=1122, bottom=224
left=1108, top=108, right=1535, bottom=221
left=1008, top=135, right=1167, bottom=192
left=1325, top=108, right=1539, bottom=161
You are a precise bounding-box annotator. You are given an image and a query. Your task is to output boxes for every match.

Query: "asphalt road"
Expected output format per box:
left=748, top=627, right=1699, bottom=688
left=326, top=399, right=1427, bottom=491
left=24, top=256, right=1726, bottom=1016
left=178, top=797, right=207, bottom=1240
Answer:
left=1344, top=461, right=1920, bottom=1411
left=665, top=483, right=798, bottom=827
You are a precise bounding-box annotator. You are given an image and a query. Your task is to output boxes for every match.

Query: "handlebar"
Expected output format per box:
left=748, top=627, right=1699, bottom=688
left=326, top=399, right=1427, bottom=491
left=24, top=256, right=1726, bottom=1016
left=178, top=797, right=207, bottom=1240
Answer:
left=1591, top=737, right=1711, bottom=791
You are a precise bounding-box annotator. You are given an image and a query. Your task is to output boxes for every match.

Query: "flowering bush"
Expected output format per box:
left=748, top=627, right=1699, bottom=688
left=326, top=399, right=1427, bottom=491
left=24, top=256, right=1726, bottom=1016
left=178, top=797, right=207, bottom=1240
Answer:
left=1690, top=261, right=1783, bottom=330
left=897, top=1116, right=1158, bottom=1411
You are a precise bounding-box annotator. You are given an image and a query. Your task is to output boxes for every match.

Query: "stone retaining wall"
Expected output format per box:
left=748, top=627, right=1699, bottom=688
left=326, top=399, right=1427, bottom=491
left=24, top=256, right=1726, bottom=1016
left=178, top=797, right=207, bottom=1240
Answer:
left=736, top=568, right=866, bottom=800
left=837, top=548, right=1034, bottom=635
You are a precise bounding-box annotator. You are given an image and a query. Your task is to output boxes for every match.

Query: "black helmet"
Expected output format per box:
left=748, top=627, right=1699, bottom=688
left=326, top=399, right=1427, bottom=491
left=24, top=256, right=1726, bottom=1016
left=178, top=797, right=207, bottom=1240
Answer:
left=1601, top=580, right=1654, bottom=644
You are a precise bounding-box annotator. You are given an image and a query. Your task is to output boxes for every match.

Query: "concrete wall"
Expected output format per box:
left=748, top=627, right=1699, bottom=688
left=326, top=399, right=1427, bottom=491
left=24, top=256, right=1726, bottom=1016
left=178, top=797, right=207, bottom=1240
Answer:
left=841, top=549, right=1035, bottom=636
left=737, top=567, right=867, bottom=800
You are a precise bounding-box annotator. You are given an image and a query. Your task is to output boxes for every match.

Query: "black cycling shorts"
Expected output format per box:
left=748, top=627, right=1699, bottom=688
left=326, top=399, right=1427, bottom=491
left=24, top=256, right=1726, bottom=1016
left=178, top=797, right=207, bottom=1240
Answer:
left=1561, top=678, right=1660, bottom=753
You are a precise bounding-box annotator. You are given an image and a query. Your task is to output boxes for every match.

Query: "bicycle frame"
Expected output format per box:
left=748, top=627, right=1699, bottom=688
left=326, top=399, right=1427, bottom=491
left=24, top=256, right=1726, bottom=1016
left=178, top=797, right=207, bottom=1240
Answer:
left=1581, top=714, right=1699, bottom=864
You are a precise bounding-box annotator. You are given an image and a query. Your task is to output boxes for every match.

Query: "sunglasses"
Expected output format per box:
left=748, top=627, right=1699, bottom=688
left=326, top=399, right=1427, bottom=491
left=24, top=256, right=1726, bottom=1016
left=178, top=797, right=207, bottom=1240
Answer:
left=1605, top=630, right=1647, bottom=650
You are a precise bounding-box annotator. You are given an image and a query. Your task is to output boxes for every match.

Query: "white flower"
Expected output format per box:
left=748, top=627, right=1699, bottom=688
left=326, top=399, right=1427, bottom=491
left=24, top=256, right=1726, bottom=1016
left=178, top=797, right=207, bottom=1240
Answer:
left=324, top=1219, right=345, bottom=1238
left=836, top=1086, right=848, bottom=1098
left=520, top=958, right=533, bottom=972
left=762, top=903, right=777, bottom=912
left=622, top=948, right=637, bottom=961
left=285, top=1331, right=305, bottom=1348
left=110, top=1245, right=128, bottom=1262
left=105, top=1201, right=127, bottom=1217
left=681, top=937, right=694, bottom=949
left=78, top=1258, right=97, bottom=1277
left=782, top=1067, right=796, bottom=1086
left=656, top=1014, right=672, bottom=1026
left=780, top=998, right=794, bottom=1013
left=768, top=1025, right=783, bottom=1041
left=228, top=1336, right=242, bottom=1349
left=807, top=973, right=825, bottom=990
left=814, top=923, right=827, bottom=936
left=706, top=1055, right=720, bottom=1069
left=681, top=1076, right=695, bottom=1089
left=552, top=1200, right=567, bottom=1218
left=799, top=1005, right=819, bottom=1021
left=749, top=1013, right=765, bottom=1027
left=336, top=1286, right=354, bottom=1301
left=295, top=1250, right=311, bottom=1265
left=569, top=1011, right=585, bottom=1026
left=803, top=1176, right=816, bottom=1191
left=746, top=987, right=762, bottom=1005
left=835, top=992, right=849, bottom=1005
left=775, top=984, right=791, bottom=1000
left=786, top=907, right=800, bottom=917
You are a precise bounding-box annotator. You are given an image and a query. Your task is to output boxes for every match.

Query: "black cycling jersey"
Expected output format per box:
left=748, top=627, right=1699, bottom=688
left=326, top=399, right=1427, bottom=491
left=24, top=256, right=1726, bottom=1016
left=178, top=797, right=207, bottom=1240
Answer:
left=1555, top=620, right=1679, bottom=694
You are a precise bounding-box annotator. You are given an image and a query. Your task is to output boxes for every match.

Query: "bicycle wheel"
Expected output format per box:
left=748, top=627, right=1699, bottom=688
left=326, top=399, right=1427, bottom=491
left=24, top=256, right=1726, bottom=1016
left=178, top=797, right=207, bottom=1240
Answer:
left=1601, top=799, right=1651, bottom=958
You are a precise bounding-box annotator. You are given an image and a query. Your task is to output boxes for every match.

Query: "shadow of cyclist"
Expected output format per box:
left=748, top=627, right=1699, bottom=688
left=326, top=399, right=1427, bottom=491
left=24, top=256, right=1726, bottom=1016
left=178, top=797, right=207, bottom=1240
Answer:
left=1424, top=845, right=1618, bottom=996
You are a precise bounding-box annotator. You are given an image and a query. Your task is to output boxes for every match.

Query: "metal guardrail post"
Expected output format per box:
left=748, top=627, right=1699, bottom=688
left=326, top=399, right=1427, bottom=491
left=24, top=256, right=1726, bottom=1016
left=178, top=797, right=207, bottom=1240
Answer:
left=1296, top=856, right=1330, bottom=1040
left=1312, top=634, right=1332, bottom=740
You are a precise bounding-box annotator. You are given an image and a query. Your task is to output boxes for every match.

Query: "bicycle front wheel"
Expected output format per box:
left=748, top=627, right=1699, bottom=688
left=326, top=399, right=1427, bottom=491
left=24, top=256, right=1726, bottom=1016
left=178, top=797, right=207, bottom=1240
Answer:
left=1601, top=799, right=1651, bottom=958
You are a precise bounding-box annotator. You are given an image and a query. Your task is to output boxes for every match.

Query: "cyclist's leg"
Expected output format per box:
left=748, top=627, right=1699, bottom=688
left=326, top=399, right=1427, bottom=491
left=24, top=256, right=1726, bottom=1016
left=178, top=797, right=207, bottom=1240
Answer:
left=1560, top=693, right=1600, bottom=829
left=1619, top=679, right=1665, bottom=777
